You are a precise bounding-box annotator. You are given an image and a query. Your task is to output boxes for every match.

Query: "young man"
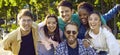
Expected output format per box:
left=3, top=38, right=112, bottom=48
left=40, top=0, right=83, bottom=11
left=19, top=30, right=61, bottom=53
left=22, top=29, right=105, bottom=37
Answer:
left=57, top=0, right=80, bottom=32
left=56, top=22, right=97, bottom=55
left=2, top=9, right=38, bottom=55
left=57, top=0, right=120, bottom=39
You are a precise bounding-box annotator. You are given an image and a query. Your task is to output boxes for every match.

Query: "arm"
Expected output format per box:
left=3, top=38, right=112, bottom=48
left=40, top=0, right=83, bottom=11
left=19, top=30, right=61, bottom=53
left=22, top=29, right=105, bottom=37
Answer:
left=2, top=35, right=12, bottom=51
left=55, top=45, right=62, bottom=55
left=102, top=4, right=120, bottom=22
left=104, top=28, right=120, bottom=55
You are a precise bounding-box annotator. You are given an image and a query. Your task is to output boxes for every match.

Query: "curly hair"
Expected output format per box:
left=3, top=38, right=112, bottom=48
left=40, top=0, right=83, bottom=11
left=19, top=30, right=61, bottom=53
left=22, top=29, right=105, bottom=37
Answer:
left=77, top=2, right=94, bottom=13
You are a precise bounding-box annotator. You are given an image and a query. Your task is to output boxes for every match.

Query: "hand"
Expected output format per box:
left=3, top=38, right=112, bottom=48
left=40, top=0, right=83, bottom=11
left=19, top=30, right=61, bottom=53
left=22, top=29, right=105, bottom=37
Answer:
left=82, top=39, right=90, bottom=48
left=48, top=38, right=59, bottom=48
left=41, top=40, right=52, bottom=50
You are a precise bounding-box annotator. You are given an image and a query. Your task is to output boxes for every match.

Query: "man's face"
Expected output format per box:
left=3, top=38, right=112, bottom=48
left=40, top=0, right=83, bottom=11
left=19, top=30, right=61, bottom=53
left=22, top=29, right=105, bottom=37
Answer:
left=18, top=16, right=33, bottom=32
left=65, top=24, right=78, bottom=45
left=58, top=6, right=73, bottom=23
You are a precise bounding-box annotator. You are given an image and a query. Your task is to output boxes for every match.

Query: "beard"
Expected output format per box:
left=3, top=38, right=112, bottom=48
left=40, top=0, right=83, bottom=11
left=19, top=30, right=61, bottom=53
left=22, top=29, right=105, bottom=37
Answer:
left=67, top=37, right=77, bottom=45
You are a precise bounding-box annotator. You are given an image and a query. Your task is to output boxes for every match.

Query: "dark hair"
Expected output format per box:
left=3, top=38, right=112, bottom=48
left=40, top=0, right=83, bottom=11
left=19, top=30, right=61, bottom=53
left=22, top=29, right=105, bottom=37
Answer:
left=77, top=2, right=94, bottom=14
left=85, top=11, right=101, bottom=39
left=64, top=22, right=79, bottom=31
left=17, top=9, right=34, bottom=21
left=44, top=14, right=61, bottom=43
left=57, top=0, right=73, bottom=10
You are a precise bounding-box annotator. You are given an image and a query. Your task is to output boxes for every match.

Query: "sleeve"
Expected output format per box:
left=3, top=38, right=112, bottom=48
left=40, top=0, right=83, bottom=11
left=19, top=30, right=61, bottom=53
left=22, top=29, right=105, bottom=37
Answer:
left=104, top=28, right=120, bottom=55
left=2, top=35, right=12, bottom=51
left=38, top=22, right=45, bottom=30
left=55, top=45, right=62, bottom=55
left=102, top=4, right=120, bottom=22
left=86, top=47, right=97, bottom=55
left=59, top=29, right=63, bottom=41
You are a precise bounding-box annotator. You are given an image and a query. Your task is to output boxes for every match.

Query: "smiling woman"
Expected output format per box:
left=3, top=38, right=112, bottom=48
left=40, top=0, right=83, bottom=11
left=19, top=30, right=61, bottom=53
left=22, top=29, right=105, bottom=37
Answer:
left=37, top=14, right=63, bottom=55
left=86, top=11, right=120, bottom=55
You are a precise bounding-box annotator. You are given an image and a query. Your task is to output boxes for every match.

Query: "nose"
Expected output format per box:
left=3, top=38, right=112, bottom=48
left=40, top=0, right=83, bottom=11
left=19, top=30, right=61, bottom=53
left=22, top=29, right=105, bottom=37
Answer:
left=80, top=15, right=85, bottom=19
left=25, top=20, right=29, bottom=24
left=69, top=32, right=73, bottom=35
left=49, top=23, right=53, bottom=26
left=63, top=12, right=66, bottom=16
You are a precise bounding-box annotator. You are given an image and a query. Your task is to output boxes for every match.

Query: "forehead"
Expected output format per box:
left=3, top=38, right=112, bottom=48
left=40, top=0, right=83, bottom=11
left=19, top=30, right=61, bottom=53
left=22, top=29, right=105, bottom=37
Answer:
left=58, top=6, right=71, bottom=11
left=46, top=17, right=56, bottom=22
left=65, top=24, right=77, bottom=31
left=90, top=13, right=100, bottom=18
left=78, top=8, right=89, bottom=14
left=20, top=16, right=32, bottom=20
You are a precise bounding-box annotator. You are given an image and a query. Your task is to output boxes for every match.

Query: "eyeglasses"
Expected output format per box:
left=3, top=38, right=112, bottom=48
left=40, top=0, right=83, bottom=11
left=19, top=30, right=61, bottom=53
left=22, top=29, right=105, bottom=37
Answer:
left=66, top=30, right=77, bottom=35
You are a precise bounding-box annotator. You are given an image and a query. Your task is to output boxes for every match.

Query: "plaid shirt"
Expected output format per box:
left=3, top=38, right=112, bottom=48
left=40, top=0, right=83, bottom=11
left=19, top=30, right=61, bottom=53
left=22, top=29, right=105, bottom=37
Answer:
left=55, top=39, right=97, bottom=55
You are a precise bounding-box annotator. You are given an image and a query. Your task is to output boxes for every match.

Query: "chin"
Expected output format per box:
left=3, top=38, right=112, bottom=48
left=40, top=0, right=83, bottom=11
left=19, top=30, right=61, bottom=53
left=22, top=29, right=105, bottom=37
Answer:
left=90, top=27, right=95, bottom=30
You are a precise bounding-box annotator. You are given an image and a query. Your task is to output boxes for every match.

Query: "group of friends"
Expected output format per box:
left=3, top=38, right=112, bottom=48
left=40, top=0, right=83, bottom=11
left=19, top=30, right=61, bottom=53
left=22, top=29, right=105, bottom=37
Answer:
left=1, top=0, right=120, bottom=55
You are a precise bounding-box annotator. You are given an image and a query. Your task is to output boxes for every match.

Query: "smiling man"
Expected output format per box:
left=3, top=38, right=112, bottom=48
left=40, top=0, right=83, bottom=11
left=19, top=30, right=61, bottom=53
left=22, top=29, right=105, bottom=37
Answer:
left=2, top=9, right=38, bottom=55
left=56, top=22, right=97, bottom=55
left=57, top=0, right=80, bottom=32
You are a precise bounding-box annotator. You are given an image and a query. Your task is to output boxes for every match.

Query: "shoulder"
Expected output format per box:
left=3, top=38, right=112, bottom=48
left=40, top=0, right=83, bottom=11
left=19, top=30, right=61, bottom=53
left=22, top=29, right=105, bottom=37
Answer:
left=77, top=39, right=83, bottom=46
left=32, top=22, right=38, bottom=30
left=6, top=28, right=19, bottom=38
left=56, top=40, right=66, bottom=50
left=59, top=29, right=63, bottom=37
left=3, top=28, right=20, bottom=42
left=38, top=22, right=45, bottom=29
left=102, top=27, right=111, bottom=35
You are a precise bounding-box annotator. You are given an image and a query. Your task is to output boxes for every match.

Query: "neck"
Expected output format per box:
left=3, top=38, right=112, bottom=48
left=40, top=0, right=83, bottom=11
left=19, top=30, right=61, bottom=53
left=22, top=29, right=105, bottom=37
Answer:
left=92, top=27, right=99, bottom=35
left=65, top=19, right=71, bottom=23
left=68, top=40, right=77, bottom=49
left=21, top=29, right=31, bottom=37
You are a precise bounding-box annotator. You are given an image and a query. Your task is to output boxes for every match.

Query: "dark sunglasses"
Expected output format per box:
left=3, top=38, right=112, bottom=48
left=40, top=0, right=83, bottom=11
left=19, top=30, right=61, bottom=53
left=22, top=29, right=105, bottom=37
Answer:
left=66, top=30, right=77, bottom=35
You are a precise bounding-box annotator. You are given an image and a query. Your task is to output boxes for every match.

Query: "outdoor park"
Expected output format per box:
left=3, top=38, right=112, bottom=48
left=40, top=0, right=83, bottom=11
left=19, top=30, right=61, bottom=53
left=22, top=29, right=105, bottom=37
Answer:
left=0, top=0, right=120, bottom=55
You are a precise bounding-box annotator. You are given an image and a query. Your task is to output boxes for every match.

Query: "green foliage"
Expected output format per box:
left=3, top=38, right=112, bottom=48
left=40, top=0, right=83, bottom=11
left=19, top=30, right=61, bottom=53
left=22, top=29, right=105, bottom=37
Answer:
left=117, top=22, right=120, bottom=30
left=0, top=0, right=119, bottom=35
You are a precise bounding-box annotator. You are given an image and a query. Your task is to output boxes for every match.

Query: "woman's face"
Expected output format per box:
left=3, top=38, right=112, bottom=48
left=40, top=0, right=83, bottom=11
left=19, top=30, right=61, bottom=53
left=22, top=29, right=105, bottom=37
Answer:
left=46, top=17, right=57, bottom=33
left=88, top=13, right=101, bottom=30
left=78, top=8, right=89, bottom=25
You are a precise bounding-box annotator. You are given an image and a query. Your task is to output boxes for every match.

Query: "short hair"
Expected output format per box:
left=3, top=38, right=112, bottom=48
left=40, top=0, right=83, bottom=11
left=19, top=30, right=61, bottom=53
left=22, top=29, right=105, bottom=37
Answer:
left=77, top=2, right=93, bottom=13
left=64, top=22, right=79, bottom=31
left=17, top=9, right=34, bottom=21
left=57, top=0, right=73, bottom=10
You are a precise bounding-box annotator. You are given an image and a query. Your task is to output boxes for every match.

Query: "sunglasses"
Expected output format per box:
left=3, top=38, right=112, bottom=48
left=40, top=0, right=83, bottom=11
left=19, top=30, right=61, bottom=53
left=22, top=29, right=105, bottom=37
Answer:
left=66, top=30, right=77, bottom=35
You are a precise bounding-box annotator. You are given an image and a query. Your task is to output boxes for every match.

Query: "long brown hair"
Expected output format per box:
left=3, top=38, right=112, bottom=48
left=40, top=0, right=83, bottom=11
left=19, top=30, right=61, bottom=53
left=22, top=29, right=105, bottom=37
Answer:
left=43, top=14, right=61, bottom=43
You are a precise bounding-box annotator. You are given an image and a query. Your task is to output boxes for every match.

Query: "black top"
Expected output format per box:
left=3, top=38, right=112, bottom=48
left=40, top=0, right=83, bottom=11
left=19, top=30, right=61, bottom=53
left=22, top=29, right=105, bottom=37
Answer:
left=67, top=42, right=79, bottom=55
left=19, top=30, right=36, bottom=55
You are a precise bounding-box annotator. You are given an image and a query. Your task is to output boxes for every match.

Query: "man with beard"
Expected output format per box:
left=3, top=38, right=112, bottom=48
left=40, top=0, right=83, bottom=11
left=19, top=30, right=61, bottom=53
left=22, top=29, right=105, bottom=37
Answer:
left=55, top=22, right=97, bottom=55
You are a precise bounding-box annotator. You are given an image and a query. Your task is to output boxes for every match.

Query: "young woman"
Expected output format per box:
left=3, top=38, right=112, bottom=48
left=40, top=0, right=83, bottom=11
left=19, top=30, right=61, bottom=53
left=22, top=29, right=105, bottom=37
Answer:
left=86, top=12, right=120, bottom=55
left=37, top=14, right=63, bottom=55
